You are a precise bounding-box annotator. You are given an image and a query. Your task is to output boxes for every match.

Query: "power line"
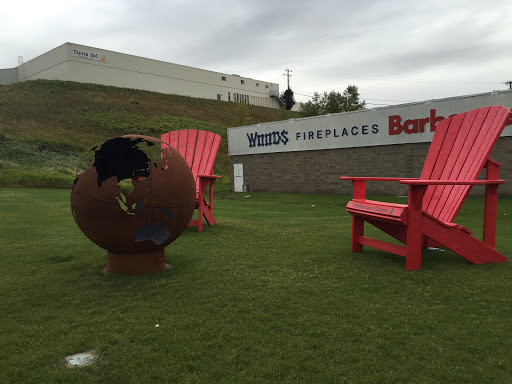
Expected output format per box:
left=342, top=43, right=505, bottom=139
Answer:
left=366, top=98, right=415, bottom=102
left=366, top=102, right=404, bottom=106
left=294, top=90, right=416, bottom=103
left=295, top=92, right=314, bottom=97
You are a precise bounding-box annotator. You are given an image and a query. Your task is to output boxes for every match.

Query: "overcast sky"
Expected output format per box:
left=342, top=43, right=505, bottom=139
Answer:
left=2, top=0, right=511, bottom=106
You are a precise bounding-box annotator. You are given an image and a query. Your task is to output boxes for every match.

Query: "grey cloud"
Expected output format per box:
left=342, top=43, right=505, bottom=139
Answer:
left=1, top=0, right=510, bottom=103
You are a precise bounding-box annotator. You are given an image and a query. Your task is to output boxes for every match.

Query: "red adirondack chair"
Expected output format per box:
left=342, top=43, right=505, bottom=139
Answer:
left=341, top=106, right=511, bottom=270
left=161, top=130, right=222, bottom=232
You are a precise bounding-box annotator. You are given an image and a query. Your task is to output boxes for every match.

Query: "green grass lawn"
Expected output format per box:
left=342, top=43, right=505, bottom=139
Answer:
left=1, top=188, right=512, bottom=383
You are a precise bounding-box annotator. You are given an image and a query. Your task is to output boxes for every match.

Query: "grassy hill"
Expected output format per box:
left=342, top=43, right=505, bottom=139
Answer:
left=0, top=80, right=299, bottom=188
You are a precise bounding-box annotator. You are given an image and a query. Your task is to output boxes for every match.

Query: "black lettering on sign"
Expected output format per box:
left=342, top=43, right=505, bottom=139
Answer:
left=272, top=131, right=280, bottom=145
left=247, top=130, right=289, bottom=148
left=264, top=133, right=272, bottom=146
left=247, top=133, right=257, bottom=147
left=280, top=130, right=289, bottom=144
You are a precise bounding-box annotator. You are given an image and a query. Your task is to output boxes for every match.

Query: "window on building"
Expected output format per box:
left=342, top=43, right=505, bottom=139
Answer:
left=222, top=76, right=226, bottom=81
left=265, top=84, right=269, bottom=89
left=228, top=92, right=231, bottom=102
left=217, top=94, right=222, bottom=101
left=241, top=80, right=245, bottom=85
left=256, top=83, right=259, bottom=87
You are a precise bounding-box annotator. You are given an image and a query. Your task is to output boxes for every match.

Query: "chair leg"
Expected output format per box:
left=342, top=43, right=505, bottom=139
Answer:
left=406, top=230, right=422, bottom=271
left=406, top=185, right=427, bottom=270
left=350, top=179, right=366, bottom=253
left=352, top=216, right=364, bottom=252
left=197, top=201, right=204, bottom=232
left=483, top=160, right=500, bottom=248
left=202, top=202, right=217, bottom=226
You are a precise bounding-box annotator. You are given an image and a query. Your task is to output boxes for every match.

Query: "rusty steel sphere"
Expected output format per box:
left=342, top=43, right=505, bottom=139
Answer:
left=70, top=135, right=196, bottom=273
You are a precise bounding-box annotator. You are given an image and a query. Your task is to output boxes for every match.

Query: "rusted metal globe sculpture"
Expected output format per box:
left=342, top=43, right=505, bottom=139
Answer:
left=70, top=135, right=196, bottom=274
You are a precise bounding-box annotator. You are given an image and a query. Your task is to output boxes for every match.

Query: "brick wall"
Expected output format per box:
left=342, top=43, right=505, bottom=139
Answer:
left=230, top=137, right=512, bottom=197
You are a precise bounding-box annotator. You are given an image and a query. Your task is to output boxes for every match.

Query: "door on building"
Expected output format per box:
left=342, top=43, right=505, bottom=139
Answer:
left=233, top=164, right=243, bottom=192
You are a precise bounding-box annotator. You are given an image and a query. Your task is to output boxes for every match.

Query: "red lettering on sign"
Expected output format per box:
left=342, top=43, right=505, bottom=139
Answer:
left=388, top=109, right=445, bottom=135
left=419, top=117, right=429, bottom=132
left=403, top=119, right=419, bottom=134
left=429, top=109, right=444, bottom=132
left=389, top=115, right=402, bottom=135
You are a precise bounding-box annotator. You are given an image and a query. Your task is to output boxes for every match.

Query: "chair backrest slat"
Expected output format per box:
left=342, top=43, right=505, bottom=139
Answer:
left=203, top=134, right=222, bottom=176
left=191, top=130, right=208, bottom=179
left=198, top=132, right=216, bottom=176
left=185, top=129, right=198, bottom=167
left=169, top=131, right=180, bottom=152
left=160, top=132, right=170, bottom=152
left=177, top=130, right=188, bottom=159
left=420, top=106, right=511, bottom=222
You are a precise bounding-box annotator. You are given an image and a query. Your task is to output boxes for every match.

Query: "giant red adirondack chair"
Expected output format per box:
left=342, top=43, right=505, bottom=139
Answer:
left=161, top=130, right=222, bottom=232
left=341, top=106, right=512, bottom=270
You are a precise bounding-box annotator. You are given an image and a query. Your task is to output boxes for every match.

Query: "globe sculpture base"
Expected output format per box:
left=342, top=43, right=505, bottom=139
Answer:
left=102, top=250, right=171, bottom=275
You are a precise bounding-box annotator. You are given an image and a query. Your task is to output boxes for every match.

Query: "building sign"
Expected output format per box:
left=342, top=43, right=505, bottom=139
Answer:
left=228, top=90, right=512, bottom=156
left=72, top=48, right=108, bottom=63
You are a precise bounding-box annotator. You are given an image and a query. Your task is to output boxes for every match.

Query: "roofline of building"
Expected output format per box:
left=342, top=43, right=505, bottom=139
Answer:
left=14, top=42, right=279, bottom=87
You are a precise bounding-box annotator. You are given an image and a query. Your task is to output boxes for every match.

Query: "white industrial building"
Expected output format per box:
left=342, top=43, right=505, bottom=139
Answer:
left=0, top=42, right=282, bottom=109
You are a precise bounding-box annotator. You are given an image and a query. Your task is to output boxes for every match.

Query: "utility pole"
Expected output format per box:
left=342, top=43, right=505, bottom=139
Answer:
left=505, top=80, right=512, bottom=90
left=283, top=68, right=292, bottom=90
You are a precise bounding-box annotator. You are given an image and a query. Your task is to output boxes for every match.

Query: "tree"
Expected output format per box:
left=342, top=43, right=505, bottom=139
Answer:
left=323, top=90, right=345, bottom=114
left=280, top=88, right=296, bottom=110
left=342, top=85, right=366, bottom=112
left=299, top=85, right=366, bottom=117
left=298, top=92, right=322, bottom=116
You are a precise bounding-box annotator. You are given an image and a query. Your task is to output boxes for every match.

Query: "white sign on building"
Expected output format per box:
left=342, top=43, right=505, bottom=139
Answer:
left=228, top=90, right=512, bottom=156
left=72, top=48, right=108, bottom=63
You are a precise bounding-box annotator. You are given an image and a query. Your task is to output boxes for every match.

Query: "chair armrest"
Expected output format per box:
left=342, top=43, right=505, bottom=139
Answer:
left=341, top=177, right=419, bottom=200
left=340, top=177, right=419, bottom=182
left=400, top=179, right=505, bottom=185
left=197, top=175, right=221, bottom=201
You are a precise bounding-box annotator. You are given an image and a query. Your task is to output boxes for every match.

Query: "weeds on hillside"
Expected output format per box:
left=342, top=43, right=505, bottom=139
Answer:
left=0, top=80, right=300, bottom=188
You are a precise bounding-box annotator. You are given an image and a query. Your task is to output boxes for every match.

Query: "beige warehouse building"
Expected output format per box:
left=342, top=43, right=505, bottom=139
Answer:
left=0, top=42, right=281, bottom=108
